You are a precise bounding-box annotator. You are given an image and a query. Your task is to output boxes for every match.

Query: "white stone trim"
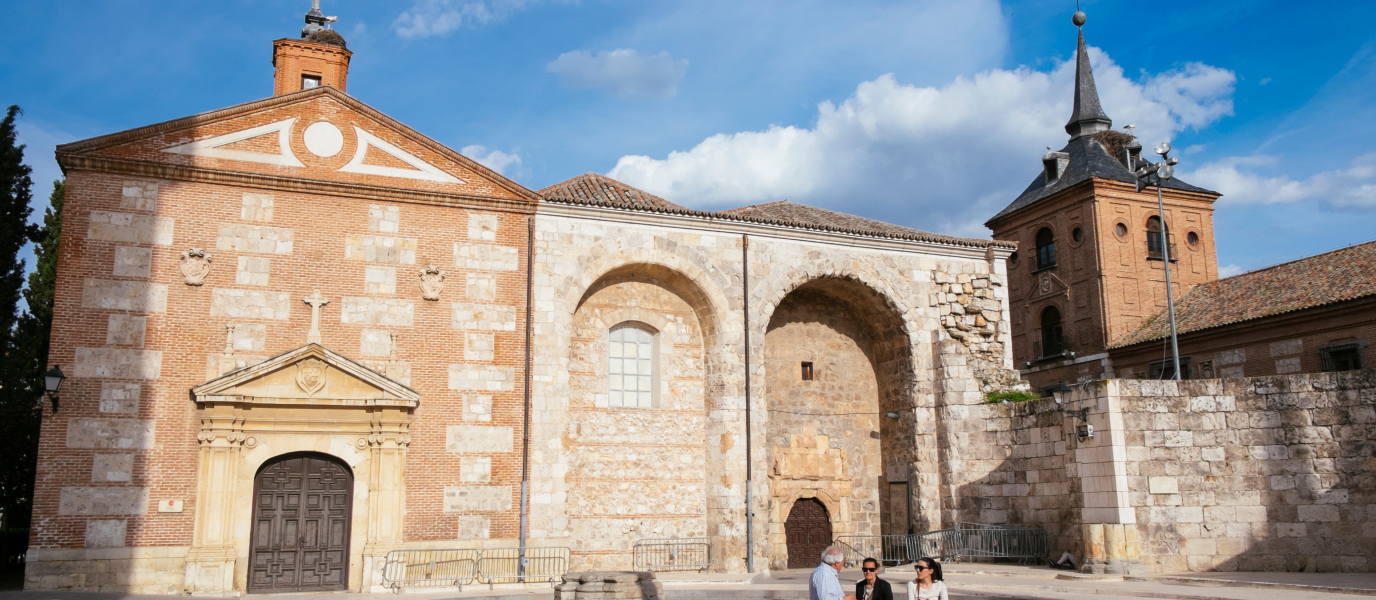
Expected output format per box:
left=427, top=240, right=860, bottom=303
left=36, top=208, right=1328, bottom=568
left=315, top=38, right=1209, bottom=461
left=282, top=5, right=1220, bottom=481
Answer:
left=161, top=118, right=304, bottom=167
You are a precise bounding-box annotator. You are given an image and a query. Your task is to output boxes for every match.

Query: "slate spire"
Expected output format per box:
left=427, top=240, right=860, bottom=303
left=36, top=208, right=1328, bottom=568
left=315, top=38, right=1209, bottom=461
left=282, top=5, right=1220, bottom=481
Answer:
left=1064, top=14, right=1112, bottom=140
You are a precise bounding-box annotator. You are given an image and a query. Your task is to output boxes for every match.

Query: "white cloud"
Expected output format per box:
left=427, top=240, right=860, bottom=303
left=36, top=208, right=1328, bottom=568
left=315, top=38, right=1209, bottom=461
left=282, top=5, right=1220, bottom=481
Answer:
left=1186, top=151, right=1376, bottom=208
left=547, top=49, right=689, bottom=99
left=393, top=0, right=535, bottom=39
left=461, top=145, right=522, bottom=176
left=607, top=47, right=1235, bottom=235
left=1218, top=264, right=1244, bottom=277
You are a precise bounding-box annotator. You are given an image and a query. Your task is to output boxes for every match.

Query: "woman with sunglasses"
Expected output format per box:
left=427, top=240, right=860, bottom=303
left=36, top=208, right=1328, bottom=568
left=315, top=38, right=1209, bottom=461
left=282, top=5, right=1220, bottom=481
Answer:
left=906, top=557, right=947, bottom=600
left=854, top=558, right=893, bottom=600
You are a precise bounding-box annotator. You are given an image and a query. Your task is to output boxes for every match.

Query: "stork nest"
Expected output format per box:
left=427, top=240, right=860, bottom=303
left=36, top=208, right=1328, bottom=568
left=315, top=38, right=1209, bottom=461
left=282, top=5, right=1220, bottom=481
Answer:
left=1090, top=130, right=1139, bottom=169
left=305, top=29, right=347, bottom=49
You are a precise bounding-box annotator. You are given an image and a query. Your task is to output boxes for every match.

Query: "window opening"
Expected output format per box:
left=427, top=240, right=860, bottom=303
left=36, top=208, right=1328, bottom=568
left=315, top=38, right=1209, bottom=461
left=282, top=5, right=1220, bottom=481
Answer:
left=1072, top=227, right=1083, bottom=243
left=1115, top=223, right=1128, bottom=237
left=801, top=362, right=815, bottom=381
left=609, top=324, right=657, bottom=408
left=1187, top=231, right=1200, bottom=246
left=1149, top=357, right=1193, bottom=380
left=1008, top=251, right=1019, bottom=267
left=1320, top=341, right=1367, bottom=372
left=1146, top=217, right=1175, bottom=261
left=1040, top=306, right=1064, bottom=358
left=302, top=75, right=322, bottom=90
left=1035, top=228, right=1056, bottom=269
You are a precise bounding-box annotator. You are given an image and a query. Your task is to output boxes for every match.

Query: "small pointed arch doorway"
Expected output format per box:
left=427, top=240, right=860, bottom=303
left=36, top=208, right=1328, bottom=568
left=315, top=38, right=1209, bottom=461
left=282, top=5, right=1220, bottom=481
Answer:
left=248, top=452, right=353, bottom=593
left=784, top=498, right=833, bottom=569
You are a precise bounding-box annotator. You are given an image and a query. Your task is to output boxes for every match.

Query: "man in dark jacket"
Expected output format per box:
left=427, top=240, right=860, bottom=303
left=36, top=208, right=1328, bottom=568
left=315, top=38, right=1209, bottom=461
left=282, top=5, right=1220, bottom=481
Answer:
left=854, top=557, right=893, bottom=600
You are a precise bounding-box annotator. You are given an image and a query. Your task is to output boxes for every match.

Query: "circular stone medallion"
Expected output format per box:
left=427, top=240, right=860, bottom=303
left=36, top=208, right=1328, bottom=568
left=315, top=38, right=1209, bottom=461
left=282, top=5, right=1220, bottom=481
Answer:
left=303, top=121, right=344, bottom=158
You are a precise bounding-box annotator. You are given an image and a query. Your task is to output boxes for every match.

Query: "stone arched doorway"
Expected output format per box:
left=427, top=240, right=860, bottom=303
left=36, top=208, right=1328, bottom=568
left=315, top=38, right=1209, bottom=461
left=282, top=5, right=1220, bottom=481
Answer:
left=784, top=498, right=832, bottom=569
left=248, top=453, right=353, bottom=593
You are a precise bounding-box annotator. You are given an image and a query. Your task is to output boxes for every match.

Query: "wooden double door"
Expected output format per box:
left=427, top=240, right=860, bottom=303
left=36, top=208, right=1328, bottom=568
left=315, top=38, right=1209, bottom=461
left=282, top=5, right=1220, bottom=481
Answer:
left=785, top=498, right=833, bottom=569
left=248, top=453, right=352, bottom=593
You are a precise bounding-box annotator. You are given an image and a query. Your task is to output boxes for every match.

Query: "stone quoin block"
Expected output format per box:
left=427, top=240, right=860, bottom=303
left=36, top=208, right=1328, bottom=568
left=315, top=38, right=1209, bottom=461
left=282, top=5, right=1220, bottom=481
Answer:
left=461, top=457, right=492, bottom=482
left=465, top=273, right=496, bottom=301
left=443, top=486, right=512, bottom=512
left=59, top=487, right=149, bottom=515
left=66, top=418, right=156, bottom=449
left=98, top=383, right=140, bottom=414
left=112, top=246, right=153, bottom=278
left=454, top=243, right=519, bottom=271
left=235, top=256, right=271, bottom=286
left=344, top=234, right=417, bottom=264
left=92, top=454, right=134, bottom=483
left=87, top=211, right=173, bottom=245
left=82, top=279, right=168, bottom=312
left=446, top=425, right=514, bottom=453
left=464, top=333, right=495, bottom=361
left=364, top=266, right=397, bottom=295
left=106, top=315, right=147, bottom=346
left=463, top=394, right=492, bottom=422
left=468, top=214, right=498, bottom=240
left=341, top=297, right=414, bottom=326
left=240, top=192, right=274, bottom=222
left=359, top=329, right=395, bottom=357
left=210, top=289, right=291, bottom=320
left=455, top=516, right=491, bottom=539
left=368, top=205, right=400, bottom=232
left=216, top=223, right=294, bottom=254
left=85, top=520, right=129, bottom=547
left=451, top=303, right=517, bottom=331
left=448, top=364, right=515, bottom=391
left=228, top=323, right=267, bottom=351
left=120, top=182, right=158, bottom=211
left=74, top=348, right=162, bottom=379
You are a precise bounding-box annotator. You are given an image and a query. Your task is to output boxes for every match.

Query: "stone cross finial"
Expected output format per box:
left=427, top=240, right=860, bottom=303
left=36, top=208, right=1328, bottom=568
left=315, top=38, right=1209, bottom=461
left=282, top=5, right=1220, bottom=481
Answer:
left=223, top=323, right=236, bottom=355
left=303, top=290, right=330, bottom=344
left=388, top=331, right=399, bottom=361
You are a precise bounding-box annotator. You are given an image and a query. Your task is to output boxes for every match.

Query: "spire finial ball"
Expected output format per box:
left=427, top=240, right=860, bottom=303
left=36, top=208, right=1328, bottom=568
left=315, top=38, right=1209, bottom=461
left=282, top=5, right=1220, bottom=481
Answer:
left=1072, top=11, right=1087, bottom=26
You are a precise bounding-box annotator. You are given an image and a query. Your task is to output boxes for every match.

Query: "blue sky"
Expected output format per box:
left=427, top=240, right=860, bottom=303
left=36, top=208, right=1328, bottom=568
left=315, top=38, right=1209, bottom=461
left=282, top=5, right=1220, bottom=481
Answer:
left=3, top=0, right=1374, bottom=277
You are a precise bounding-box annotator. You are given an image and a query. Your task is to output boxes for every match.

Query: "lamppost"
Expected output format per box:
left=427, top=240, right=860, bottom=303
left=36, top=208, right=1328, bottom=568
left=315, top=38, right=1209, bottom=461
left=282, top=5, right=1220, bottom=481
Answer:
left=44, top=365, right=66, bottom=413
left=1135, top=143, right=1183, bottom=380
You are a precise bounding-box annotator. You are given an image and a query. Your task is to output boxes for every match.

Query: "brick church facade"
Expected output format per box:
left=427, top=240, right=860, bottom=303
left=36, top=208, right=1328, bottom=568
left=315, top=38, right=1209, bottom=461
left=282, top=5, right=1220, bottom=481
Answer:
left=29, top=8, right=1022, bottom=593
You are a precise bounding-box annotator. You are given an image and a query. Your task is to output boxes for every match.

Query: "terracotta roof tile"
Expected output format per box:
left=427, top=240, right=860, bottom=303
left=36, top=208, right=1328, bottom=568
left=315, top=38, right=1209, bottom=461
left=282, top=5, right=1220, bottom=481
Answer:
left=538, top=175, right=1012, bottom=250
left=1111, top=240, right=1376, bottom=348
left=537, top=173, right=688, bottom=211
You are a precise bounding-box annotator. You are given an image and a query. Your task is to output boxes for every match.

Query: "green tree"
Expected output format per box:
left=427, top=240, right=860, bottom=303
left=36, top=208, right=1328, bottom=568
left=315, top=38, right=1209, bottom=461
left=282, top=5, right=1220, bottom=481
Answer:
left=0, top=106, right=42, bottom=534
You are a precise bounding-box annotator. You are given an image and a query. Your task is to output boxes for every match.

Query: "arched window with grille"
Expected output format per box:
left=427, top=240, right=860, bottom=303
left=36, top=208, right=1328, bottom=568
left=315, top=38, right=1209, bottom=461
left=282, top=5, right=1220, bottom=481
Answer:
left=1035, top=228, right=1056, bottom=269
left=608, top=322, right=658, bottom=408
left=1040, top=306, right=1065, bottom=357
left=1146, top=216, right=1169, bottom=260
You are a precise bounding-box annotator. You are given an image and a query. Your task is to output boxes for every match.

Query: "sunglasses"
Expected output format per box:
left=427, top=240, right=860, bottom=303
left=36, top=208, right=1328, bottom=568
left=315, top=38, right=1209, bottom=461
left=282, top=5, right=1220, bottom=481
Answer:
left=862, top=567, right=878, bottom=572
left=915, top=565, right=933, bottom=571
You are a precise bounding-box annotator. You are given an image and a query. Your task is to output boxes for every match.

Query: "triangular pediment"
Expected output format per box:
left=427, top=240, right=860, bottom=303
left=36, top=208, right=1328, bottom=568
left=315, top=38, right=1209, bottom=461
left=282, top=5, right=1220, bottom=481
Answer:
left=1026, top=271, right=1070, bottom=302
left=192, top=343, right=419, bottom=408
left=56, top=87, right=534, bottom=203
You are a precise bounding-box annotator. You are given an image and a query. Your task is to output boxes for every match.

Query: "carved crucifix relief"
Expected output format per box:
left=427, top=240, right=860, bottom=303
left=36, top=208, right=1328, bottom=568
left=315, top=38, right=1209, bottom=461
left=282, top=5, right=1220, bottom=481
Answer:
left=303, top=290, right=330, bottom=344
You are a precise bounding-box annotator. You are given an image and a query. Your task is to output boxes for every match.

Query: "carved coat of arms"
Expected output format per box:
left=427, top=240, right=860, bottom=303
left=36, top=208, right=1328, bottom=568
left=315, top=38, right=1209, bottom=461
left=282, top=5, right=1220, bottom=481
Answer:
left=179, top=248, right=212, bottom=286
left=295, top=358, right=328, bottom=396
left=418, top=265, right=446, bottom=301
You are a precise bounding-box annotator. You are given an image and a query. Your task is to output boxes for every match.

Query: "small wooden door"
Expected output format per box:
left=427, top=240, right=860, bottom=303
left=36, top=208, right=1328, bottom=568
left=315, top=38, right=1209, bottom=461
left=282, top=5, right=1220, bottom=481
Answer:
left=248, top=453, right=352, bottom=593
left=784, top=498, right=833, bottom=569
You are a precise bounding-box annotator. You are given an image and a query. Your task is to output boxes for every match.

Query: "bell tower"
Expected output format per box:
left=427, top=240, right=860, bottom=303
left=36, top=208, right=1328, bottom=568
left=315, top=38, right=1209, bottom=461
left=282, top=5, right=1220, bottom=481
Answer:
left=272, top=1, right=352, bottom=96
left=984, top=11, right=1222, bottom=390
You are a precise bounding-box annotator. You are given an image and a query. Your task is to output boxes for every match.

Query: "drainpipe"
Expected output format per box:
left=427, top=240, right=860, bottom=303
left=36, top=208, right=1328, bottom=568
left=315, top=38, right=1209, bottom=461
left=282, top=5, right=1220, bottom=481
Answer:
left=519, top=216, right=535, bottom=580
left=743, top=234, right=754, bottom=573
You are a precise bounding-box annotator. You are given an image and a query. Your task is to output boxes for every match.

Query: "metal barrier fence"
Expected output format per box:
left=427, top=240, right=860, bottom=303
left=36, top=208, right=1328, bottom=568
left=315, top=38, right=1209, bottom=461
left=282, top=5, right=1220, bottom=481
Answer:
left=908, top=523, right=1048, bottom=565
left=380, top=546, right=570, bottom=591
left=633, top=537, right=713, bottom=572
left=832, top=535, right=916, bottom=567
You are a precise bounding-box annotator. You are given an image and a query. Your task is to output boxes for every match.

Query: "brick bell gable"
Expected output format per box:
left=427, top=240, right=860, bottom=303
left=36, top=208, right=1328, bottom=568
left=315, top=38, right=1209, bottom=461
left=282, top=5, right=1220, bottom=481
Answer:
left=55, top=86, right=538, bottom=208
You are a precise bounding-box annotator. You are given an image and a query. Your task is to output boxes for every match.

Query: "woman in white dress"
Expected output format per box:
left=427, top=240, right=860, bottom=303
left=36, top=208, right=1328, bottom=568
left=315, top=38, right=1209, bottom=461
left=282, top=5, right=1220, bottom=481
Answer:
left=905, top=557, right=948, bottom=600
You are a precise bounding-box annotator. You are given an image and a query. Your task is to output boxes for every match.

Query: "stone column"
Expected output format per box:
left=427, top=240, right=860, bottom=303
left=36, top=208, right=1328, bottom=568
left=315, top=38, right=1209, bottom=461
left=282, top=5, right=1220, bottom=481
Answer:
left=361, top=408, right=409, bottom=592
left=184, top=404, right=245, bottom=595
left=1068, top=381, right=1146, bottom=575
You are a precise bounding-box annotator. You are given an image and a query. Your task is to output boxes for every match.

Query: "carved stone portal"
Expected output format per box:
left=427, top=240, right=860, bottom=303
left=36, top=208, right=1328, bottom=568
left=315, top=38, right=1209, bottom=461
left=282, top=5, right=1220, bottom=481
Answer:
left=418, top=265, right=446, bottom=301
left=180, top=248, right=213, bottom=286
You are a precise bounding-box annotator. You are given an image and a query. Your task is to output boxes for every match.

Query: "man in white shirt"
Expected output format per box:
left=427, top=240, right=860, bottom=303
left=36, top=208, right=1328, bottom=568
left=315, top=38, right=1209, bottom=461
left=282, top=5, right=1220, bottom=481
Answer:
left=809, top=546, right=857, bottom=600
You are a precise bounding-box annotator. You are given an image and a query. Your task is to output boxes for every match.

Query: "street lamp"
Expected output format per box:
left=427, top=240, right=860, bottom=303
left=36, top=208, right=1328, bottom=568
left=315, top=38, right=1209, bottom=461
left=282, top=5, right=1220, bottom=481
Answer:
left=44, top=365, right=65, bottom=413
left=1135, top=144, right=1183, bottom=380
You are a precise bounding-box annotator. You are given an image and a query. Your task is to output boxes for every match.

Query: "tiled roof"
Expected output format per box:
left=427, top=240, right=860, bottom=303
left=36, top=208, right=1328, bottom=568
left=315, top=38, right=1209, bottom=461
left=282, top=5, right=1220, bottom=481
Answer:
left=719, top=201, right=1001, bottom=248
left=1111, top=240, right=1376, bottom=348
left=986, top=134, right=1217, bottom=227
left=537, top=174, right=1012, bottom=249
left=537, top=173, right=689, bottom=211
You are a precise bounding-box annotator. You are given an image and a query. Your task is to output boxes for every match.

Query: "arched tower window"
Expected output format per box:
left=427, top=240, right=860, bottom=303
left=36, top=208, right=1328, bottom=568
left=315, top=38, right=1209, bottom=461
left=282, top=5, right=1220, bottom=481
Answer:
left=1035, top=228, right=1056, bottom=269
left=1040, top=306, right=1065, bottom=357
left=609, top=322, right=658, bottom=408
left=1146, top=216, right=1166, bottom=259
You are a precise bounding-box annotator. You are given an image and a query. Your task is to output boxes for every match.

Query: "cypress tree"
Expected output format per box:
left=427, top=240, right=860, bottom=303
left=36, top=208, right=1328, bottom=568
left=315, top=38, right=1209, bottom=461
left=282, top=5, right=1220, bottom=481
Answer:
left=0, top=106, right=41, bottom=544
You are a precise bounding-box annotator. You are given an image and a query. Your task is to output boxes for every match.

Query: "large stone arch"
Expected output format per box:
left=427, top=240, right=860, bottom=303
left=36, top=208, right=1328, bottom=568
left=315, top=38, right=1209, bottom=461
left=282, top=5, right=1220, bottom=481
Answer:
left=533, top=240, right=746, bottom=571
